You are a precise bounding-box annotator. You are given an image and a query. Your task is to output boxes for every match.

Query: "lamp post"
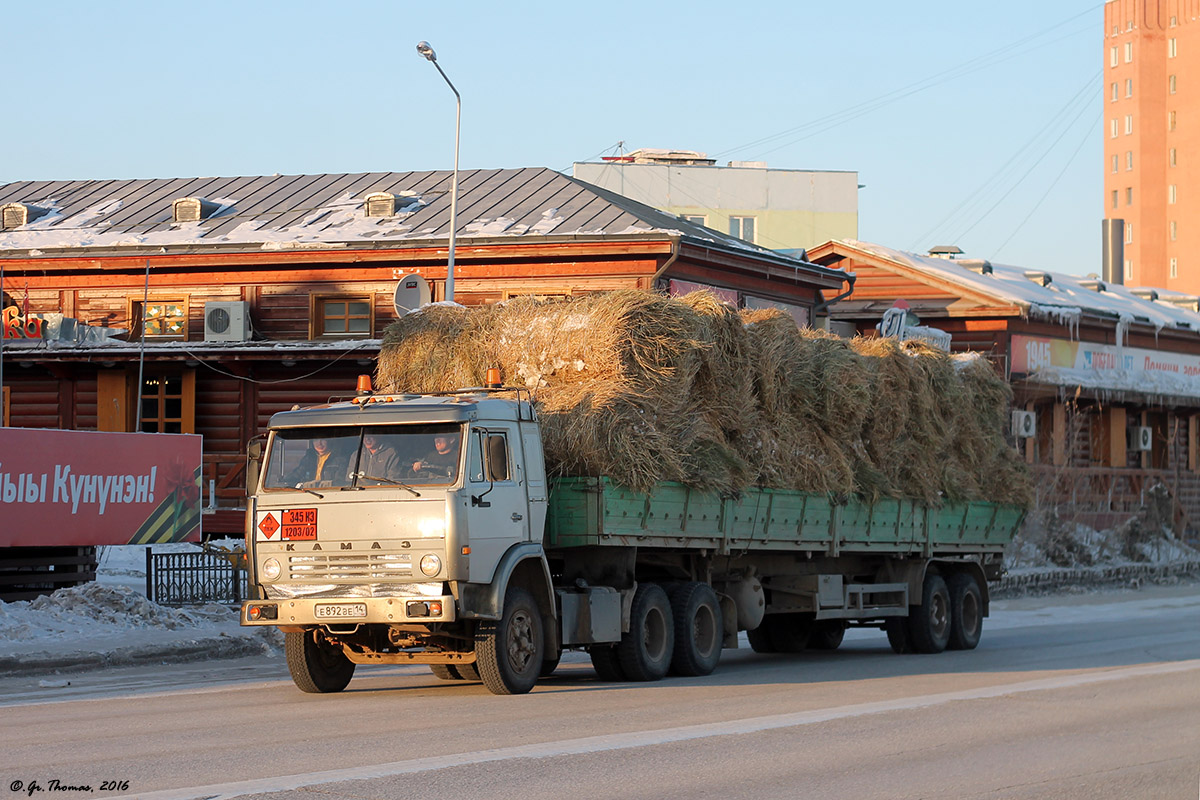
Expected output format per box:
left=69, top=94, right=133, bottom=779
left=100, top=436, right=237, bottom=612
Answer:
left=416, top=40, right=460, bottom=303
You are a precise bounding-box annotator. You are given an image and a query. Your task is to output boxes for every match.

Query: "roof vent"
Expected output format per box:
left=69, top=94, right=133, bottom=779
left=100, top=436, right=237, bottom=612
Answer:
left=959, top=258, right=992, bottom=275
left=1078, top=279, right=1107, bottom=292
left=1131, top=288, right=1159, bottom=301
left=1, top=202, right=50, bottom=229
left=364, top=192, right=419, bottom=218
left=172, top=197, right=221, bottom=223
left=1162, top=295, right=1200, bottom=312
left=927, top=245, right=963, bottom=260
left=727, top=160, right=767, bottom=169
left=1023, top=270, right=1052, bottom=287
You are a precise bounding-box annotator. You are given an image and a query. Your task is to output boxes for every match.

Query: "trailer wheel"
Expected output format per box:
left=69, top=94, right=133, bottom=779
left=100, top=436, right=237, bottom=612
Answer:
left=768, top=613, right=811, bottom=653
left=617, top=583, right=674, bottom=681
left=907, top=573, right=951, bottom=654
left=947, top=572, right=983, bottom=651
left=589, top=645, right=626, bottom=681
left=475, top=586, right=543, bottom=695
left=285, top=629, right=355, bottom=693
left=429, top=664, right=461, bottom=681
left=668, top=582, right=723, bottom=677
left=808, top=620, right=846, bottom=651
left=747, top=623, right=776, bottom=653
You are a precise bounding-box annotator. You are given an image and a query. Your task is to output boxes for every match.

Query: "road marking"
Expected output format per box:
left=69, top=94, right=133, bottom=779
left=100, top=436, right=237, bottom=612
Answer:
left=116, top=659, right=1200, bottom=800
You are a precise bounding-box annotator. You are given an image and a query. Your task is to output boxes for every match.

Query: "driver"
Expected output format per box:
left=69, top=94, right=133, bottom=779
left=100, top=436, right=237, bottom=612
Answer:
left=286, top=438, right=349, bottom=488
left=411, top=433, right=460, bottom=479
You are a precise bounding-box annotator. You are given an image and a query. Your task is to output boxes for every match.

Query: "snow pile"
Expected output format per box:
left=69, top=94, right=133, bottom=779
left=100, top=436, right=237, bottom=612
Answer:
left=1007, top=513, right=1200, bottom=572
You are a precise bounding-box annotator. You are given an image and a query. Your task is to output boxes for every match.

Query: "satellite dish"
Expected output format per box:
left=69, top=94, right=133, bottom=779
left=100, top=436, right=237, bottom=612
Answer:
left=393, top=274, right=431, bottom=317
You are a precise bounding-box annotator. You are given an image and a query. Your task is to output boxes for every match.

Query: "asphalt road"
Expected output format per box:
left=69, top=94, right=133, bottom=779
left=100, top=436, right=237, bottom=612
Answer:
left=2, top=582, right=1198, bottom=800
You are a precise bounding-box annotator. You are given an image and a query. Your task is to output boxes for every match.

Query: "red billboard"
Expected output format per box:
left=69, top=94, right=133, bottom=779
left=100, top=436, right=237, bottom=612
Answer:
left=0, top=428, right=203, bottom=547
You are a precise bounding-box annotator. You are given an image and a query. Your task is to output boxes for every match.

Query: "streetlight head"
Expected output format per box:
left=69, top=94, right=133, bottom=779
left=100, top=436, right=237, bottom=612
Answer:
left=416, top=41, right=436, bottom=62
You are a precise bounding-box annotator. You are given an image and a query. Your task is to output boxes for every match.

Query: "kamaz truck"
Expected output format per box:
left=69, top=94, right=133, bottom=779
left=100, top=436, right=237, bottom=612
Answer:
left=241, top=380, right=1024, bottom=695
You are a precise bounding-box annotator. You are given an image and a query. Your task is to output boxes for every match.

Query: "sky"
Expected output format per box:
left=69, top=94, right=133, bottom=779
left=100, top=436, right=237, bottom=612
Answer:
left=2, top=1, right=1104, bottom=275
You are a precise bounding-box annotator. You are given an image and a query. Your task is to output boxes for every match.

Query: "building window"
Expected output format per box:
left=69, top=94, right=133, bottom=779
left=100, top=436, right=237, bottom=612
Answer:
left=1127, top=187, right=1134, bottom=205
left=1110, top=119, right=1119, bottom=138
left=1112, top=154, right=1119, bottom=173
left=1125, top=42, right=1133, bottom=62
left=1171, top=258, right=1178, bottom=278
left=1125, top=114, right=1133, bottom=134
left=1124, top=260, right=1133, bottom=279
left=1126, top=151, right=1133, bottom=170
left=1111, top=82, right=1119, bottom=101
left=1125, top=223, right=1133, bottom=244
left=1169, top=110, right=1177, bottom=131
left=130, top=298, right=187, bottom=340
left=1170, top=74, right=1177, bottom=94
left=1170, top=148, right=1177, bottom=167
left=313, top=295, right=372, bottom=337
left=1169, top=38, right=1177, bottom=58
left=1112, top=189, right=1119, bottom=209
left=1111, top=46, right=1118, bottom=67
left=139, top=372, right=195, bottom=434
left=1126, top=78, right=1133, bottom=97
left=1171, top=220, right=1178, bottom=241
left=683, top=214, right=707, bottom=226
left=1169, top=184, right=1177, bottom=204
left=729, top=215, right=756, bottom=242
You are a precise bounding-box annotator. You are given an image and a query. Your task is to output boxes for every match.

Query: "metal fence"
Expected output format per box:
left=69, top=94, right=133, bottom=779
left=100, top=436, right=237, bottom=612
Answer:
left=146, top=549, right=248, bottom=606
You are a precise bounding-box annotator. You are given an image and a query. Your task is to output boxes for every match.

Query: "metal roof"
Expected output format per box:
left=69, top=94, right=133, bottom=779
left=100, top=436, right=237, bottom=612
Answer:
left=0, top=168, right=820, bottom=271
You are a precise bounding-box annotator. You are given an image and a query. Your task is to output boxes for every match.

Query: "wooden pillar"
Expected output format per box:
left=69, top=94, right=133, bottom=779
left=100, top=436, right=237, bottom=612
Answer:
left=1053, top=402, right=1068, bottom=466
left=1109, top=407, right=1128, bottom=467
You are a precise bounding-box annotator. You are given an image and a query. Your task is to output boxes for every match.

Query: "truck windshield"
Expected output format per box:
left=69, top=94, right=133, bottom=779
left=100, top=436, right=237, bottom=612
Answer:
left=261, top=424, right=464, bottom=491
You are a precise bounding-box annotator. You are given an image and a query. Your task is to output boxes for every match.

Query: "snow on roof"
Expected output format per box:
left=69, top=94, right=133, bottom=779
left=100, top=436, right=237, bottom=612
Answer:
left=841, top=240, right=1200, bottom=335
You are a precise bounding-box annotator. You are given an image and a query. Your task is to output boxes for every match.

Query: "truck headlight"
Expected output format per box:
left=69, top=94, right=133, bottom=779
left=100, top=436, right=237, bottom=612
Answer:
left=262, top=558, right=281, bottom=581
left=420, top=553, right=441, bottom=577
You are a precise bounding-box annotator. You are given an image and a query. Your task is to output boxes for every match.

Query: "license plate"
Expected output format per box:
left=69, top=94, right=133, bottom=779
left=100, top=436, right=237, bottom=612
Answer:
left=314, top=603, right=367, bottom=619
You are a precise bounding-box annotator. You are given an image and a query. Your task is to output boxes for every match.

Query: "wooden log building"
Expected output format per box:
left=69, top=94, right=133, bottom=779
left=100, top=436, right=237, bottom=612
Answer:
left=0, top=168, right=848, bottom=536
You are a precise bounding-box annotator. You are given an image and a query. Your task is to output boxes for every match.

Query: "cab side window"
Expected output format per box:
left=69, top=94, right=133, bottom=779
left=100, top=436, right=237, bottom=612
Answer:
left=469, top=431, right=510, bottom=482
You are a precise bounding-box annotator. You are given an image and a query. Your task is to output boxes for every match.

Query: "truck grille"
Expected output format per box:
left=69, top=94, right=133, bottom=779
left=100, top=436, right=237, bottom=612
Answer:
left=286, top=552, right=413, bottom=581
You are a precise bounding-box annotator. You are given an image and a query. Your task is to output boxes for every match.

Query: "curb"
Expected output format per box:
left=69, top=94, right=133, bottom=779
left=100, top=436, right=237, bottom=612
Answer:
left=993, top=560, right=1200, bottom=597
left=0, top=635, right=278, bottom=678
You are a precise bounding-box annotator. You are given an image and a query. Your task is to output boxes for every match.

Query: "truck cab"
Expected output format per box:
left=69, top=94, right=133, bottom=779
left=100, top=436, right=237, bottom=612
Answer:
left=243, top=386, right=556, bottom=695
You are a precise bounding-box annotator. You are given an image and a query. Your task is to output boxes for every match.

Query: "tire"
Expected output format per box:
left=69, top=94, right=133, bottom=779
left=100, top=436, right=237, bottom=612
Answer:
left=747, top=623, right=776, bottom=654
left=617, top=583, right=675, bottom=681
left=767, top=613, right=812, bottom=653
left=589, top=645, right=626, bottom=681
left=475, top=586, right=543, bottom=695
left=429, top=664, right=460, bottom=680
left=907, top=573, right=951, bottom=654
left=668, top=582, right=723, bottom=677
left=808, top=620, right=846, bottom=651
left=456, top=662, right=481, bottom=682
left=540, top=650, right=562, bottom=677
left=285, top=629, right=355, bottom=693
left=947, top=572, right=983, bottom=651
left=885, top=617, right=910, bottom=654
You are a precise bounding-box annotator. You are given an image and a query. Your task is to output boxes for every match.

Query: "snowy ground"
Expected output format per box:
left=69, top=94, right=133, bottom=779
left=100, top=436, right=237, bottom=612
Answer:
left=1, top=522, right=1197, bottom=679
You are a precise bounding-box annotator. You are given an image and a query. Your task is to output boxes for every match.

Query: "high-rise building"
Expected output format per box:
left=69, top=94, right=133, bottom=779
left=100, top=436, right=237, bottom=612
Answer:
left=1104, top=0, right=1199, bottom=290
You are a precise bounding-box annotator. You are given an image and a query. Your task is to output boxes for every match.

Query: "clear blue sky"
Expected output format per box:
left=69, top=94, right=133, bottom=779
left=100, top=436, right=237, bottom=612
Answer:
left=3, top=0, right=1103, bottom=274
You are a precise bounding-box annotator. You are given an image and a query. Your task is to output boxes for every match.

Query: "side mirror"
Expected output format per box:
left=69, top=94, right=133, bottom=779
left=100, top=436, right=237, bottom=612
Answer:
left=246, top=436, right=265, bottom=495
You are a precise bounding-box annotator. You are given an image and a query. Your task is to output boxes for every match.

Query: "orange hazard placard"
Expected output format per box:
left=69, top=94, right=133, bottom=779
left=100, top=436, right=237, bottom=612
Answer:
left=280, top=508, right=318, bottom=540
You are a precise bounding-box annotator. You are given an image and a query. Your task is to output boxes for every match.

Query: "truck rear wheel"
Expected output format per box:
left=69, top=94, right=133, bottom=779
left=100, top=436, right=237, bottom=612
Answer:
left=747, top=623, right=776, bottom=653
left=475, top=586, right=543, bottom=695
left=907, top=573, right=951, bottom=654
left=808, top=620, right=846, bottom=651
left=947, top=572, right=983, bottom=650
left=285, top=629, right=355, bottom=693
left=668, top=582, right=723, bottom=677
left=617, top=583, right=674, bottom=681
left=430, top=664, right=460, bottom=680
left=768, top=613, right=811, bottom=653
left=589, top=645, right=626, bottom=681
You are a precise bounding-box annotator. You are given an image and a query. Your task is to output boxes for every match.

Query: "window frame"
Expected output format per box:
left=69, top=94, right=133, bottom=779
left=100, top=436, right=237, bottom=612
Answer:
left=729, top=215, right=756, bottom=243
left=128, top=296, right=189, bottom=341
left=138, top=369, right=196, bottom=434
left=310, top=294, right=374, bottom=339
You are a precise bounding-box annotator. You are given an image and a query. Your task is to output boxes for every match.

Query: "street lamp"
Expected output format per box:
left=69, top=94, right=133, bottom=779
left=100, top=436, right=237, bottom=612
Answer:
left=416, top=40, right=460, bottom=303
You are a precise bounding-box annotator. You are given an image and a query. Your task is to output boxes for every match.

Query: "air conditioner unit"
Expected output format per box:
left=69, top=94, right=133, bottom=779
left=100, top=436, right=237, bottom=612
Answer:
left=1129, top=425, right=1153, bottom=452
left=204, top=301, right=251, bottom=342
left=1011, top=410, right=1036, bottom=438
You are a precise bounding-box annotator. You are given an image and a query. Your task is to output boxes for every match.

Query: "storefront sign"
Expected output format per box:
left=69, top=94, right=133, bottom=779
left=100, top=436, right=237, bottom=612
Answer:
left=2, top=305, right=45, bottom=339
left=0, top=428, right=202, bottom=546
left=1011, top=334, right=1200, bottom=379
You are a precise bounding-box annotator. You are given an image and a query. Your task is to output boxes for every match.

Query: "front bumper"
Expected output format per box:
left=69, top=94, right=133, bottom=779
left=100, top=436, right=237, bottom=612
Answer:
left=241, top=595, right=456, bottom=626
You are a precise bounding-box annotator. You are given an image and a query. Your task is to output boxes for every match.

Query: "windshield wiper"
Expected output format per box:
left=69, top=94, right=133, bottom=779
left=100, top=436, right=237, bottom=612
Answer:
left=355, top=473, right=421, bottom=497
left=294, top=485, right=325, bottom=498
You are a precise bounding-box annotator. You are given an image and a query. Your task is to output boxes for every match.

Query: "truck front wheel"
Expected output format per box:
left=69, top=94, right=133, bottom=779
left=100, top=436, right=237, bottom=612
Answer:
left=475, top=586, right=543, bottom=695
left=617, top=583, right=674, bottom=681
left=285, top=629, right=355, bottom=693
